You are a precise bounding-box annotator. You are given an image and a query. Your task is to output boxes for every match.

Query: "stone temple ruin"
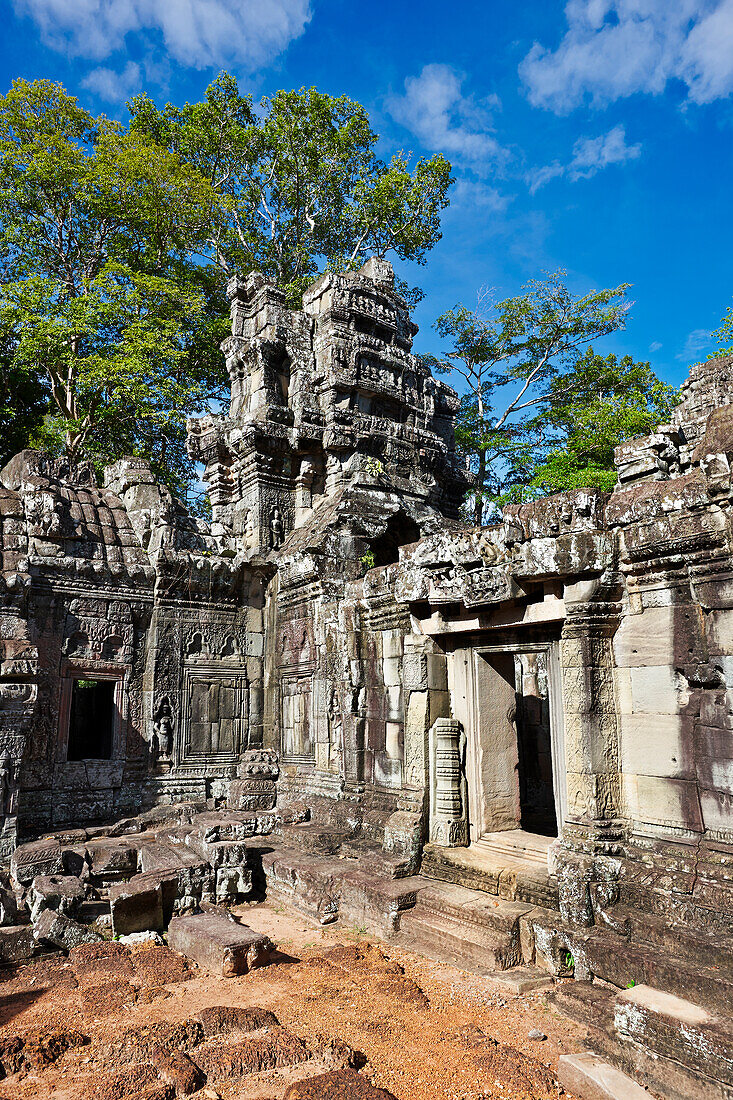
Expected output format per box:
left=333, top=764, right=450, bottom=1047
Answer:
left=0, top=256, right=732, bottom=1098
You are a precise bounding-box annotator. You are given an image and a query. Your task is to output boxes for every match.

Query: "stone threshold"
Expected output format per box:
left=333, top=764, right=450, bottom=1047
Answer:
left=420, top=838, right=559, bottom=910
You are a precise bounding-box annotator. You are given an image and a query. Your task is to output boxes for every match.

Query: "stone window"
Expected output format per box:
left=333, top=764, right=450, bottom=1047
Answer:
left=370, top=513, right=421, bottom=567
left=67, top=678, right=115, bottom=761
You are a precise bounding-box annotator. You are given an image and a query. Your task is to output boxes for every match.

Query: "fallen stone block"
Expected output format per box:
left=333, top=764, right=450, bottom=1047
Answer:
left=283, top=1068, right=398, bottom=1099
left=87, top=840, right=139, bottom=882
left=151, top=1045, right=205, bottom=1095
left=11, top=839, right=65, bottom=887
left=28, top=874, right=86, bottom=923
left=0, top=879, right=18, bottom=926
left=109, top=874, right=164, bottom=935
left=197, top=1005, right=279, bottom=1037
left=192, top=1026, right=309, bottom=1079
left=167, top=912, right=273, bottom=977
left=33, top=908, right=101, bottom=950
left=215, top=865, right=251, bottom=903
left=119, top=930, right=164, bottom=946
left=557, top=1052, right=650, bottom=1100
left=138, top=844, right=214, bottom=917
left=0, top=923, right=36, bottom=964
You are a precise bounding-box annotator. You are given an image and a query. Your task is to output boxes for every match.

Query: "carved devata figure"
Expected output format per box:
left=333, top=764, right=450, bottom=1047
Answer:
left=0, top=752, right=16, bottom=819
left=152, top=696, right=175, bottom=760
left=269, top=506, right=284, bottom=549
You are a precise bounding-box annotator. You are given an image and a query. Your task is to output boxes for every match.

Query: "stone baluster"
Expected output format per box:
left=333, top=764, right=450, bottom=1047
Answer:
left=429, top=717, right=468, bottom=847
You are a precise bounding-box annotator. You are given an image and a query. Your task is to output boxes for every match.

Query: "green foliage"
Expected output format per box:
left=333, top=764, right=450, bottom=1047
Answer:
left=129, top=73, right=453, bottom=304
left=525, top=350, right=678, bottom=497
left=427, top=273, right=676, bottom=521
left=360, top=550, right=376, bottom=571
left=0, top=75, right=452, bottom=492
left=0, top=78, right=227, bottom=493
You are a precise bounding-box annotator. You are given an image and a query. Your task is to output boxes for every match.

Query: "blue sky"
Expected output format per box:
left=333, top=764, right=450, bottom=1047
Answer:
left=3, top=0, right=733, bottom=386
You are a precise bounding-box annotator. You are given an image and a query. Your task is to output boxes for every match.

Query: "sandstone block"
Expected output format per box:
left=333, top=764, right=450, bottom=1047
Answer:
left=33, top=907, right=101, bottom=950
left=402, top=653, right=427, bottom=691
left=0, top=923, right=36, bottom=963
left=167, top=912, right=272, bottom=976
left=215, top=865, right=251, bottom=902
left=618, top=713, right=690, bottom=780
left=109, top=875, right=164, bottom=935
left=227, top=778, right=276, bottom=812
left=28, top=874, right=86, bottom=923
left=629, top=665, right=685, bottom=714
left=88, top=841, right=138, bottom=881
left=11, top=839, right=64, bottom=886
left=557, top=1053, right=649, bottom=1100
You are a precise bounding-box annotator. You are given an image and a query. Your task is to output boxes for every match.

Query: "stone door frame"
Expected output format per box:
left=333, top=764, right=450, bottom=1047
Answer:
left=465, top=641, right=567, bottom=844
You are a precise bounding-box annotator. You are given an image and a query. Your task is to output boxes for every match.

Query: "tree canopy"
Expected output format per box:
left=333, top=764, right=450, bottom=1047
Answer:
left=0, top=77, right=226, bottom=495
left=128, top=73, right=452, bottom=305
left=0, top=75, right=453, bottom=493
left=426, top=273, right=678, bottom=523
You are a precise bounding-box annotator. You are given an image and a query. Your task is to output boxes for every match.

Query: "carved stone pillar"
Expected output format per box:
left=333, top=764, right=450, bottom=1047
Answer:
left=429, top=717, right=468, bottom=846
left=558, top=575, right=627, bottom=927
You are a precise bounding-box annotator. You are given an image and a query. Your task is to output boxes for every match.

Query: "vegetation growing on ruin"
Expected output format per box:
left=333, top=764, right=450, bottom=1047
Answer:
left=0, top=75, right=688, bottom=518
left=426, top=276, right=678, bottom=523
left=0, top=75, right=452, bottom=494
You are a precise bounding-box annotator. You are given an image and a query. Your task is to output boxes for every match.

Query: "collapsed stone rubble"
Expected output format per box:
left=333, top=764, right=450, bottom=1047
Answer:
left=0, top=256, right=732, bottom=1097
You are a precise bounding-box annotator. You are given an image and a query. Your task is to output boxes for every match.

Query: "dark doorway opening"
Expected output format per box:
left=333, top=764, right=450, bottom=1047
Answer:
left=67, top=679, right=115, bottom=760
left=370, top=512, right=421, bottom=567
left=514, top=654, right=557, bottom=836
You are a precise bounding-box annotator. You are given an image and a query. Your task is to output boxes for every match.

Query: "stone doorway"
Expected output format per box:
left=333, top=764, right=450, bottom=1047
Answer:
left=464, top=643, right=566, bottom=857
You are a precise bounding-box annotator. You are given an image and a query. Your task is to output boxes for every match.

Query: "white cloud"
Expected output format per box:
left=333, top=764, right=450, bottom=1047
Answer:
left=81, top=61, right=141, bottom=102
left=520, top=0, right=733, bottom=112
left=386, top=64, right=506, bottom=173
left=529, top=124, right=641, bottom=191
left=649, top=340, right=663, bottom=352
left=13, top=0, right=311, bottom=71
left=677, top=327, right=713, bottom=361
left=450, top=178, right=511, bottom=213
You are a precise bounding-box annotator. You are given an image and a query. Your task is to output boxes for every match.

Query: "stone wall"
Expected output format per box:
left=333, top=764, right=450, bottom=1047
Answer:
left=0, top=257, right=732, bottom=953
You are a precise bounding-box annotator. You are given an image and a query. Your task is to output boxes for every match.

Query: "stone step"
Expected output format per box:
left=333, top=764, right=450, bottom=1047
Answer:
left=336, top=870, right=429, bottom=935
left=557, top=1052, right=652, bottom=1100
left=277, top=823, right=350, bottom=855
left=420, top=842, right=559, bottom=910
left=410, top=881, right=534, bottom=936
left=530, top=909, right=733, bottom=1016
left=549, top=981, right=733, bottom=1100
left=614, top=984, right=733, bottom=1090
left=396, top=908, right=520, bottom=973
left=261, top=848, right=340, bottom=924
left=338, top=839, right=412, bottom=879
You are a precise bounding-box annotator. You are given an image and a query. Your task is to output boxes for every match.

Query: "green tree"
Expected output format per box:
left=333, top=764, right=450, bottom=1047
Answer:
left=426, top=273, right=637, bottom=523
left=0, top=328, right=51, bottom=467
left=0, top=78, right=227, bottom=493
left=129, top=73, right=453, bottom=304
left=525, top=350, right=678, bottom=494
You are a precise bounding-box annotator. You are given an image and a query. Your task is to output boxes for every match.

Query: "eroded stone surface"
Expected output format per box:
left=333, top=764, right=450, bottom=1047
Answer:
left=1, top=258, right=733, bottom=1097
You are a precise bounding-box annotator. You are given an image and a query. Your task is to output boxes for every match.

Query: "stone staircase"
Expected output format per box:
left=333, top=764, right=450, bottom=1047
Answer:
left=549, top=980, right=733, bottom=1100
left=394, top=882, right=533, bottom=972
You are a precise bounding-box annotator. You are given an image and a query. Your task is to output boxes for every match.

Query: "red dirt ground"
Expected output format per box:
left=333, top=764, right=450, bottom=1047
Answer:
left=0, top=899, right=584, bottom=1100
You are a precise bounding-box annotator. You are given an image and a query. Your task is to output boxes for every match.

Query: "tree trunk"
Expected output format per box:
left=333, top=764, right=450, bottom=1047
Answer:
left=473, top=447, right=486, bottom=526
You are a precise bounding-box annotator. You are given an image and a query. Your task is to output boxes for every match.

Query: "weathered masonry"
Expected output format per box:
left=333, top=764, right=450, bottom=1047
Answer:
left=1, top=258, right=732, bottom=1098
